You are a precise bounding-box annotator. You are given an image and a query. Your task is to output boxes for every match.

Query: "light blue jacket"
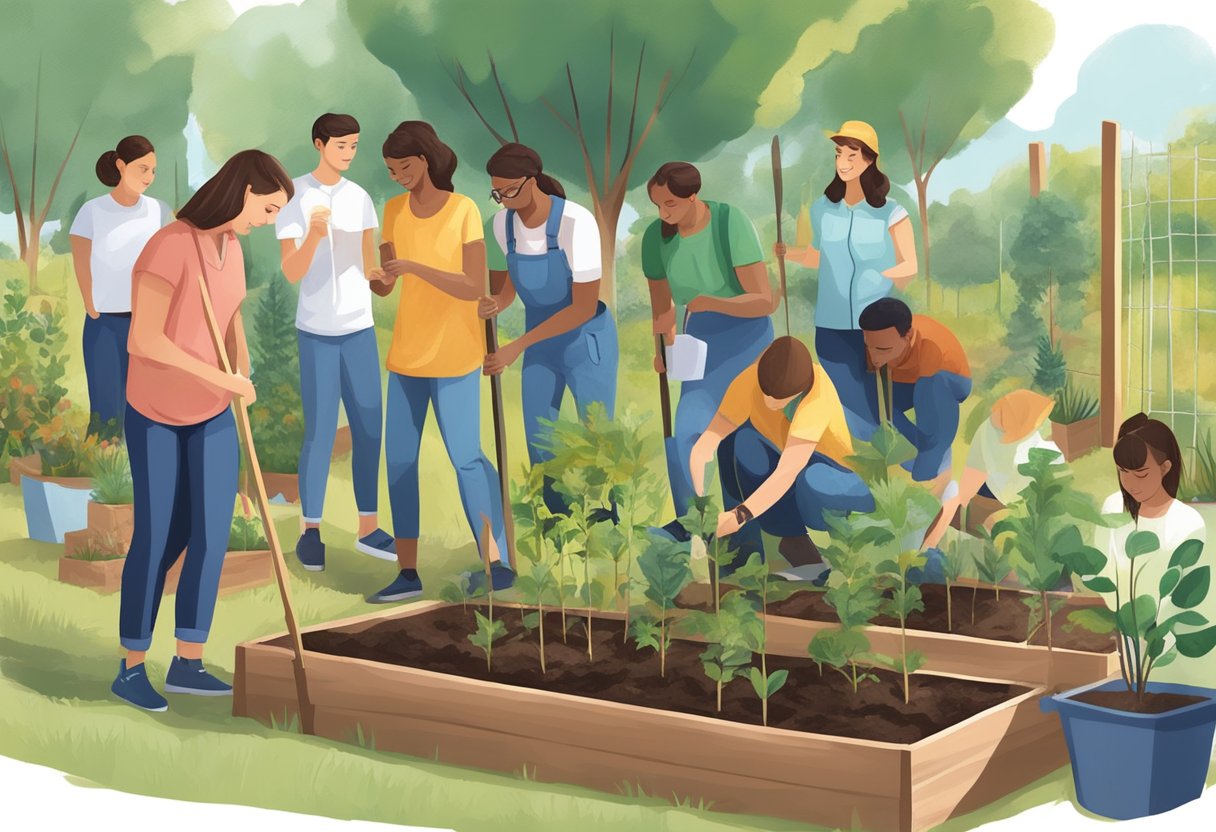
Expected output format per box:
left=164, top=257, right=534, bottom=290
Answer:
left=810, top=195, right=908, bottom=330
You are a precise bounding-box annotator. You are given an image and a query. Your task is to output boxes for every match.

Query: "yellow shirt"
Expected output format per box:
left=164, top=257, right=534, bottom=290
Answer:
left=718, top=362, right=855, bottom=467
left=382, top=191, right=484, bottom=377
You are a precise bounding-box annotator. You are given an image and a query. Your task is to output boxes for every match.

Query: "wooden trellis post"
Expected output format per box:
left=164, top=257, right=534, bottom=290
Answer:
left=1100, top=121, right=1123, bottom=447
left=1029, top=142, right=1048, bottom=197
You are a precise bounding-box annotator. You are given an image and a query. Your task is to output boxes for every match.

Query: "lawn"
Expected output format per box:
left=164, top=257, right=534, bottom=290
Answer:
left=2, top=254, right=1215, bottom=830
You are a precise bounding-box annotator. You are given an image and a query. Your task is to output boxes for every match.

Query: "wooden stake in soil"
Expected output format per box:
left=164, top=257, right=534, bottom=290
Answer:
left=193, top=263, right=315, bottom=735
left=483, top=301, right=515, bottom=568
left=771, top=136, right=790, bottom=336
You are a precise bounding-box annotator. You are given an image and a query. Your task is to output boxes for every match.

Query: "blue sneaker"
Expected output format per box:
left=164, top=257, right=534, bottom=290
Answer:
left=367, top=569, right=423, bottom=604
left=355, top=528, right=397, bottom=561
left=112, top=660, right=168, bottom=712
left=649, top=519, right=691, bottom=544
left=908, top=547, right=947, bottom=586
left=164, top=656, right=233, bottom=696
left=295, top=528, right=325, bottom=572
left=466, top=562, right=516, bottom=594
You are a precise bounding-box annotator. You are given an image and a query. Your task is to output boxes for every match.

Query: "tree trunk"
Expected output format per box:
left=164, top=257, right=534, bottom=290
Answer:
left=915, top=177, right=931, bottom=309
left=23, top=219, right=42, bottom=293
left=591, top=205, right=620, bottom=312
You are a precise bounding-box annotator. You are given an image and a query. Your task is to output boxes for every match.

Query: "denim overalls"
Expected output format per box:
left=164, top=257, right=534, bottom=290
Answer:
left=506, top=196, right=619, bottom=514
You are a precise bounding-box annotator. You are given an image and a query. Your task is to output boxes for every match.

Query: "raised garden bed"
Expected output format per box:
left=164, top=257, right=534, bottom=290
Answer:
left=757, top=584, right=1118, bottom=689
left=57, top=547, right=273, bottom=594
left=263, top=472, right=299, bottom=504
left=234, top=601, right=1072, bottom=832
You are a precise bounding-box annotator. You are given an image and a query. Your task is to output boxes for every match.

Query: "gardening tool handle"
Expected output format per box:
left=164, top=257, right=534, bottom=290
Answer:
left=484, top=315, right=515, bottom=566
left=656, top=334, right=674, bottom=439
left=191, top=231, right=315, bottom=734
left=772, top=135, right=790, bottom=336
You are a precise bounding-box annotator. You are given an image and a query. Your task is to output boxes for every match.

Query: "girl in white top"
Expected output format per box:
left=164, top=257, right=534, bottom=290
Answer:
left=1097, top=414, right=1210, bottom=686
left=69, top=135, right=172, bottom=437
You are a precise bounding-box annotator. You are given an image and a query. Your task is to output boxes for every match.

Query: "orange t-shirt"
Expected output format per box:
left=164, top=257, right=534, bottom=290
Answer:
left=886, top=315, right=970, bottom=384
left=127, top=220, right=246, bottom=426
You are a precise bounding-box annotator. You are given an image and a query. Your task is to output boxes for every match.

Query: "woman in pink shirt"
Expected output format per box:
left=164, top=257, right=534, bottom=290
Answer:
left=112, top=150, right=293, bottom=714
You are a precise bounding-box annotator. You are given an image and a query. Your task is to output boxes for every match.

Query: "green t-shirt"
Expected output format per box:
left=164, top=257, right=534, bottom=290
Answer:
left=641, top=201, right=764, bottom=307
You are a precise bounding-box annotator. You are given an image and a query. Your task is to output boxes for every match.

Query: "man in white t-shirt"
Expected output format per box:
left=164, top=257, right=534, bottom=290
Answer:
left=277, top=113, right=393, bottom=569
left=69, top=139, right=172, bottom=438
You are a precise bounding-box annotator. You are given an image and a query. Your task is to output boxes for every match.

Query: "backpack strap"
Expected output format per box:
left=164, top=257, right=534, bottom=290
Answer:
left=544, top=196, right=564, bottom=251
left=504, top=209, right=518, bottom=255
left=710, top=201, right=733, bottom=281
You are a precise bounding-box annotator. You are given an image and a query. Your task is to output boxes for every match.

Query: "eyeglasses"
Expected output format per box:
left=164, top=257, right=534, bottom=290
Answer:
left=490, top=177, right=531, bottom=204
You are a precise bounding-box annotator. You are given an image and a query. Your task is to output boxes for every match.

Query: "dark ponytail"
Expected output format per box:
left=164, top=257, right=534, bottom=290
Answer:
left=382, top=121, right=457, bottom=192
left=1112, top=413, right=1184, bottom=521
left=824, top=137, right=890, bottom=207
left=95, top=135, right=155, bottom=187
left=485, top=143, right=565, bottom=198
left=647, top=161, right=702, bottom=238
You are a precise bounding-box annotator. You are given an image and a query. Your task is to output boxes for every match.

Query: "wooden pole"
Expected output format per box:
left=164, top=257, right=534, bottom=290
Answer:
left=195, top=272, right=315, bottom=735
left=485, top=315, right=515, bottom=566
left=1101, top=121, right=1123, bottom=447
left=1029, top=142, right=1047, bottom=197
left=771, top=136, right=790, bottom=335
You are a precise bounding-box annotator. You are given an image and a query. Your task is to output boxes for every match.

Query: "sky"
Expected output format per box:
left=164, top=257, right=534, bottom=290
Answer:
left=3, top=0, right=1216, bottom=244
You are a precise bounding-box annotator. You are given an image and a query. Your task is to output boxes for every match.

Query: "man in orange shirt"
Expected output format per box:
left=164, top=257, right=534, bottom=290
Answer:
left=859, top=298, right=972, bottom=492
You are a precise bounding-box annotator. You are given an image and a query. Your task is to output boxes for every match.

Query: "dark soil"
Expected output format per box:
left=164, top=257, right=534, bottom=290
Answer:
left=767, top=584, right=1116, bottom=653
left=1072, top=690, right=1208, bottom=714
left=293, top=606, right=1029, bottom=744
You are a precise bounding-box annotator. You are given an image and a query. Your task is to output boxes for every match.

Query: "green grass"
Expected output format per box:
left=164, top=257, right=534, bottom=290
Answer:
left=3, top=254, right=1214, bottom=829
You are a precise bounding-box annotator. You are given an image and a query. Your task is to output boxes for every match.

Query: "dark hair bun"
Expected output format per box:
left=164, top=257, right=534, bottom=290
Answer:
left=95, top=150, right=121, bottom=187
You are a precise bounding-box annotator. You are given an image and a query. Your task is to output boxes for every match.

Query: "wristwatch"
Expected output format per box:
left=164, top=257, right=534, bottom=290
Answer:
left=733, top=504, right=754, bottom=525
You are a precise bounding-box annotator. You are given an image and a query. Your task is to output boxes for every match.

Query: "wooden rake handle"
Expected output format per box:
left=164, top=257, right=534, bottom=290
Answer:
left=195, top=268, right=315, bottom=735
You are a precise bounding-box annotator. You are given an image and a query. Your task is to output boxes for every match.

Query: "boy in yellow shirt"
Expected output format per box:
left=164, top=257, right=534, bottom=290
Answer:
left=689, top=336, right=875, bottom=581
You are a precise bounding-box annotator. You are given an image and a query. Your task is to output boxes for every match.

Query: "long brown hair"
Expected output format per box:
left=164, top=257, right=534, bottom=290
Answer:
left=96, top=135, right=155, bottom=187
left=824, top=137, right=890, bottom=207
left=1113, top=413, right=1183, bottom=521
left=486, top=143, right=565, bottom=198
left=648, top=161, right=701, bottom=238
left=177, top=150, right=293, bottom=230
left=382, top=121, right=457, bottom=192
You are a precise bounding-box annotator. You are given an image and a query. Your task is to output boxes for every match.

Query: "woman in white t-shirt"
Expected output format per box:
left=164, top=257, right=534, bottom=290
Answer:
left=478, top=143, right=618, bottom=517
left=70, top=135, right=172, bottom=437
left=1096, top=414, right=1210, bottom=685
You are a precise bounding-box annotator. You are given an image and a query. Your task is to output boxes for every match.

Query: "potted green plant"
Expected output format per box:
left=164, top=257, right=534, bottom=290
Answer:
left=58, top=529, right=128, bottom=591
left=1044, top=532, right=1216, bottom=819
left=1049, top=377, right=1100, bottom=461
left=88, top=441, right=134, bottom=539
left=23, top=409, right=100, bottom=543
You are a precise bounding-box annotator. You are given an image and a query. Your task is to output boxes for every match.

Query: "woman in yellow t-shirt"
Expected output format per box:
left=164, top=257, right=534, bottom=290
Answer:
left=366, top=121, right=510, bottom=603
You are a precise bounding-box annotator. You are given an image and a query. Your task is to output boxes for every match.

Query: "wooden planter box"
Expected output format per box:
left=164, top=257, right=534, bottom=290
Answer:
left=57, top=548, right=274, bottom=594
left=87, top=501, right=134, bottom=536
left=8, top=453, right=40, bottom=486
left=263, top=472, right=299, bottom=504
left=234, top=602, right=1072, bottom=832
left=677, top=582, right=1118, bottom=691
left=1052, top=416, right=1101, bottom=462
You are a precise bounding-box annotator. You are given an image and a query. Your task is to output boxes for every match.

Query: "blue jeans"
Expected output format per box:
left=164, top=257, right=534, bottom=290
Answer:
left=670, top=312, right=773, bottom=519
left=815, top=327, right=880, bottom=442
left=522, top=306, right=618, bottom=516
left=297, top=328, right=383, bottom=523
left=720, top=424, right=875, bottom=567
left=119, top=405, right=239, bottom=651
left=83, top=313, right=131, bottom=438
left=385, top=371, right=510, bottom=567
left=891, top=371, right=972, bottom=482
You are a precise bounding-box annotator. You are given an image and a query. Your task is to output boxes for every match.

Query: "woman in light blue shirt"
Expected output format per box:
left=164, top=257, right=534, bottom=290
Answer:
left=776, top=120, right=917, bottom=440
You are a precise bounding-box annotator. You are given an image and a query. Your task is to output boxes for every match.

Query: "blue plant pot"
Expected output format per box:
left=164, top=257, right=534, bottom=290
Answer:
left=20, top=474, right=91, bottom=543
left=1042, top=678, right=1216, bottom=819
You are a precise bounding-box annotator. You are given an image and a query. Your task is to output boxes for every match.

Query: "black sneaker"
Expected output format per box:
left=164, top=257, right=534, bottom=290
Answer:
left=164, top=656, right=233, bottom=696
left=466, top=562, right=516, bottom=594
left=367, top=569, right=423, bottom=604
left=296, top=528, right=325, bottom=572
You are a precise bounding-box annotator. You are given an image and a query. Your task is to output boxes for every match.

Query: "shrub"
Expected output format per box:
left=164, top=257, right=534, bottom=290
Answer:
left=250, top=280, right=303, bottom=474
left=33, top=410, right=101, bottom=478
left=229, top=496, right=268, bottom=551
left=90, top=444, right=133, bottom=504
left=1032, top=335, right=1066, bottom=394
left=0, top=280, right=69, bottom=461
left=1180, top=430, right=1216, bottom=503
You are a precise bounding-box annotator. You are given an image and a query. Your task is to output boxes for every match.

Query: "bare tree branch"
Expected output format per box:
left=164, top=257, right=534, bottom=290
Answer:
left=918, top=100, right=930, bottom=175
left=447, top=58, right=510, bottom=146
left=487, top=51, right=519, bottom=143
left=603, top=28, right=615, bottom=194
left=36, top=114, right=88, bottom=231
left=660, top=47, right=697, bottom=111
left=925, top=135, right=957, bottom=181
left=540, top=97, right=578, bottom=137
left=564, top=63, right=603, bottom=206
left=898, top=109, right=921, bottom=179
left=619, top=41, right=646, bottom=174
left=0, top=119, right=28, bottom=257
left=617, top=70, right=671, bottom=188
left=29, top=54, right=41, bottom=230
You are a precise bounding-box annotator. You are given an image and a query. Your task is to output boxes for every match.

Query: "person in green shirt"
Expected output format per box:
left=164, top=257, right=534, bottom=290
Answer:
left=643, top=161, right=775, bottom=542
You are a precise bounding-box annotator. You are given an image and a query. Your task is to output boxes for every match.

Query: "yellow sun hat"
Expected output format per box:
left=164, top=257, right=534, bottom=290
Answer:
left=825, top=120, right=879, bottom=156
left=990, top=389, right=1055, bottom=445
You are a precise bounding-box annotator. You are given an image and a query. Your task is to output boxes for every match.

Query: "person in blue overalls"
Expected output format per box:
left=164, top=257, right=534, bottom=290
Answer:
left=643, top=161, right=775, bottom=543
left=775, top=120, right=918, bottom=441
left=480, top=143, right=619, bottom=517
